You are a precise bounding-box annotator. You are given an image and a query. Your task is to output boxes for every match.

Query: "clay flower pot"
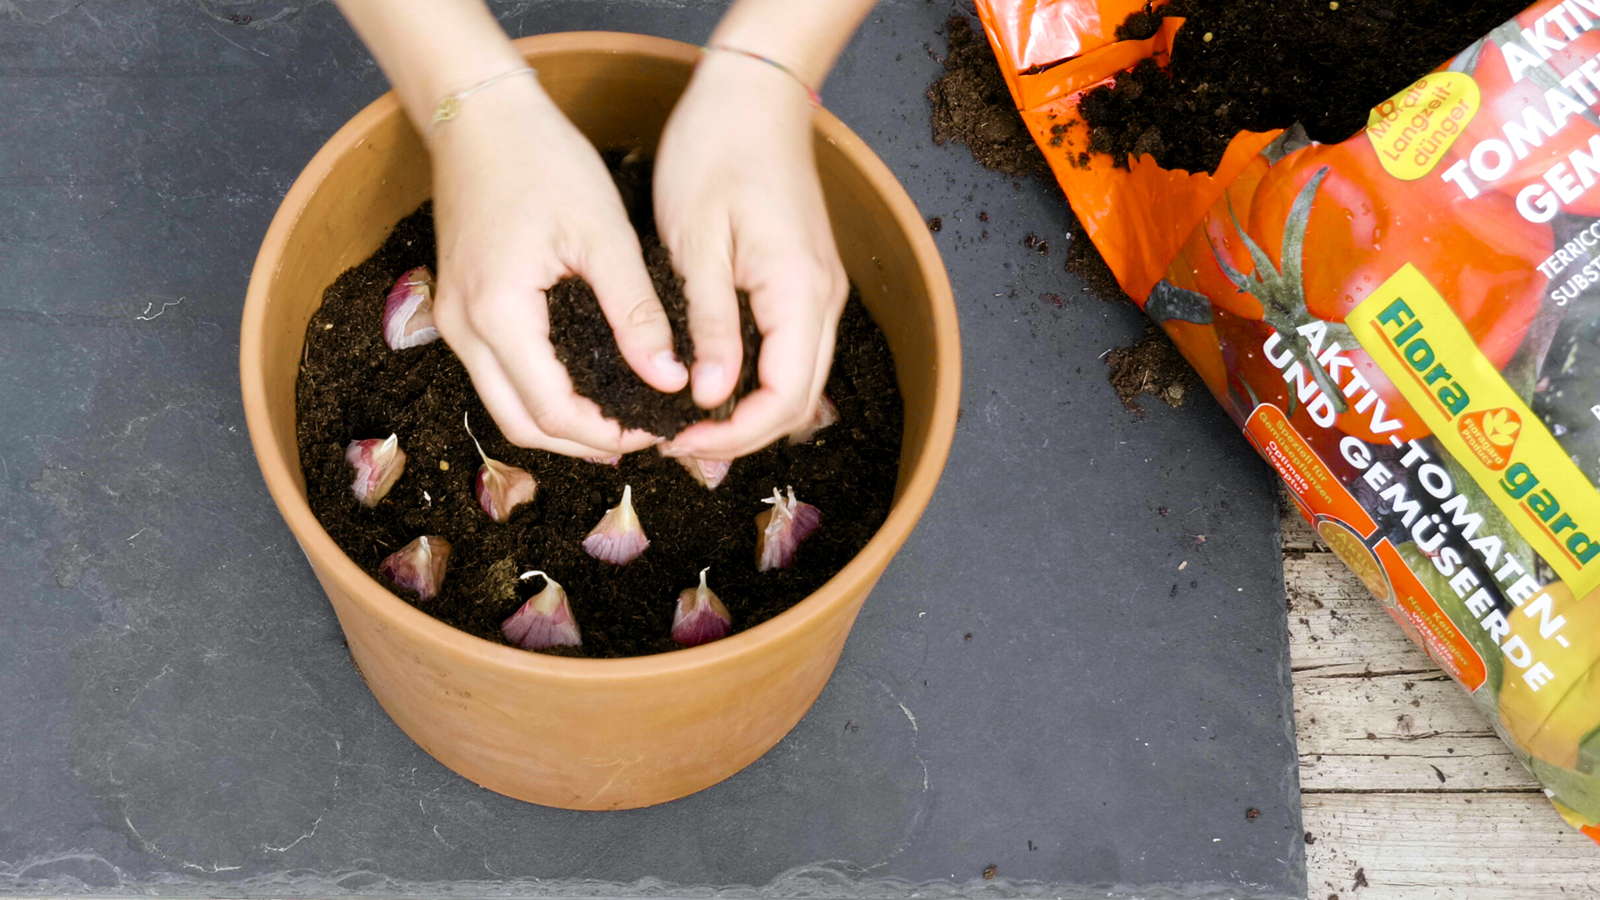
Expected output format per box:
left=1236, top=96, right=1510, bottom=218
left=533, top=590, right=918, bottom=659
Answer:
left=240, top=32, right=959, bottom=810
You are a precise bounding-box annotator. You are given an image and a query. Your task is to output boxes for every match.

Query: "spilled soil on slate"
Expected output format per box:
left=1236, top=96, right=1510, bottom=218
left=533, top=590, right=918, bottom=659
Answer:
left=296, top=156, right=902, bottom=659
left=929, top=14, right=1193, bottom=411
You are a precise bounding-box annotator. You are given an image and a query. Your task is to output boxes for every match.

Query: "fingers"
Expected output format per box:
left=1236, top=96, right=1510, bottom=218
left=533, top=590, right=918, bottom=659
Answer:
left=449, top=340, right=628, bottom=457
left=663, top=275, right=829, bottom=458
left=581, top=232, right=690, bottom=393
left=671, top=227, right=745, bottom=409
left=437, top=286, right=656, bottom=457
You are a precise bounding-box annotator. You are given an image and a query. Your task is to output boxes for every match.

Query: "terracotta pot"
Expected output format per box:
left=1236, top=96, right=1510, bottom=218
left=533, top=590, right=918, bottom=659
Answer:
left=239, top=32, right=959, bottom=810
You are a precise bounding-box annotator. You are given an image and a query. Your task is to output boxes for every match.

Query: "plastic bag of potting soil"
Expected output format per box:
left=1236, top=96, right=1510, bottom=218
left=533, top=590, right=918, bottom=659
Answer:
left=972, top=0, right=1600, bottom=840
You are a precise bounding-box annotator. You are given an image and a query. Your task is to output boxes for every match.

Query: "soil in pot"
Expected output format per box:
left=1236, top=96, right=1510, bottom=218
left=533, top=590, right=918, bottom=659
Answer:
left=1079, top=0, right=1530, bottom=173
left=296, top=155, right=903, bottom=659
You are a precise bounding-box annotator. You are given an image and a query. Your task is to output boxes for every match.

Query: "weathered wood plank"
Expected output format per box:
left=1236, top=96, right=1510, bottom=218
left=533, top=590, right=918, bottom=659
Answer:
left=1282, top=488, right=1600, bottom=893
left=1295, top=668, right=1535, bottom=792
left=1285, top=551, right=1436, bottom=677
left=1302, top=793, right=1600, bottom=899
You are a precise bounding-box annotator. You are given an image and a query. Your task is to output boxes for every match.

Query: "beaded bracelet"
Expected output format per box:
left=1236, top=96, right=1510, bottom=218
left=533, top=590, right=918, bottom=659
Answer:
left=431, top=66, right=539, bottom=128
left=703, top=44, right=821, bottom=107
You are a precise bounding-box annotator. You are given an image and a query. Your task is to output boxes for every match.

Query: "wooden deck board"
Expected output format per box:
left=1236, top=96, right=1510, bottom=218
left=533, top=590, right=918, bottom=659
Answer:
left=1279, top=493, right=1600, bottom=897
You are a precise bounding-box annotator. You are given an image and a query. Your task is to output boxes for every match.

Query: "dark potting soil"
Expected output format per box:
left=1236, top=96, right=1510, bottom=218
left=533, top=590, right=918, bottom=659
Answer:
left=929, top=15, right=1052, bottom=180
left=926, top=15, right=1193, bottom=408
left=930, top=16, right=1131, bottom=305
left=551, top=151, right=760, bottom=439
left=1106, top=325, right=1198, bottom=413
left=1080, top=0, right=1530, bottom=173
left=295, top=170, right=903, bottom=659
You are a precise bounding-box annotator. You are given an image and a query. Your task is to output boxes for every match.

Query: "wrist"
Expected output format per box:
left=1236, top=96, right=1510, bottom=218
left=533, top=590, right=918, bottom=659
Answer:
left=687, top=52, right=814, bottom=128
left=423, top=70, right=557, bottom=156
left=705, top=0, right=876, bottom=89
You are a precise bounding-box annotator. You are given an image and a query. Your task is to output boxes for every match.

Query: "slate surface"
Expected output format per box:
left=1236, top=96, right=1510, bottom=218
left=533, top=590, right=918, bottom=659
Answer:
left=0, top=1, right=1304, bottom=897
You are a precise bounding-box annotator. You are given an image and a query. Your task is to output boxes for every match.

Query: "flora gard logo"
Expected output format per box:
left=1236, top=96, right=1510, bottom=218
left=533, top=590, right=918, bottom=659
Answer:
left=1349, top=264, right=1600, bottom=590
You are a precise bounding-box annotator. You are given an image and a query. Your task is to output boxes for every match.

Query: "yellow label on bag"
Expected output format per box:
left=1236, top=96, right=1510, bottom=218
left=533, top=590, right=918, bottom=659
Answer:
left=1366, top=73, right=1481, bottom=181
left=1349, top=264, right=1600, bottom=597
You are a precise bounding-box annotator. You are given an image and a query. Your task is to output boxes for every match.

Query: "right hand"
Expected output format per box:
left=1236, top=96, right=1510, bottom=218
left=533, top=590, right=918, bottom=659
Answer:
left=427, top=75, right=689, bottom=457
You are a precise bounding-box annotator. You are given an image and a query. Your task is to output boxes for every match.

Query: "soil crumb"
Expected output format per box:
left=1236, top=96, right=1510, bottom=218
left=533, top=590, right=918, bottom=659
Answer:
left=1081, top=0, right=1529, bottom=173
left=1105, top=325, right=1196, bottom=412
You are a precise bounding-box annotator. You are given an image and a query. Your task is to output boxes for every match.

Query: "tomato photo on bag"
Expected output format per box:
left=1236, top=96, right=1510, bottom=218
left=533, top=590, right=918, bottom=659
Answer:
left=1167, top=153, right=1273, bottom=320
left=1250, top=141, right=1550, bottom=358
left=1223, top=140, right=1552, bottom=441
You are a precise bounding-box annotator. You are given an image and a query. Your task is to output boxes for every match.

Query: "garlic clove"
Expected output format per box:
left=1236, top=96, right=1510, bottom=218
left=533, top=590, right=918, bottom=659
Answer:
left=584, top=455, right=622, bottom=467
left=476, top=459, right=537, bottom=523
left=346, top=434, right=407, bottom=507
left=582, top=484, right=650, bottom=565
left=380, top=535, right=451, bottom=600
left=755, top=486, right=822, bottom=572
left=383, top=266, right=440, bottom=350
left=677, top=455, right=732, bottom=490
left=672, top=567, right=732, bottom=647
left=464, top=413, right=537, bottom=522
left=502, top=570, right=581, bottom=650
left=787, top=394, right=840, bottom=444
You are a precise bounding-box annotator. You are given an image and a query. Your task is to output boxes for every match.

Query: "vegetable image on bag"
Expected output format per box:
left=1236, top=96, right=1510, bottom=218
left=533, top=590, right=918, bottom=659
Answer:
left=1218, top=140, right=1553, bottom=443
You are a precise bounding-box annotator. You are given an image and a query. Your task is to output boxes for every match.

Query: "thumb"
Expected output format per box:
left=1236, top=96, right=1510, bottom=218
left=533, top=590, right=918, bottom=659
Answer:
left=580, top=235, right=690, bottom=393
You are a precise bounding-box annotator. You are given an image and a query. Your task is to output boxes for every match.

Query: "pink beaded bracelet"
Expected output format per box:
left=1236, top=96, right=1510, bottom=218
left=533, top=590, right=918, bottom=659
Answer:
left=703, top=44, right=822, bottom=107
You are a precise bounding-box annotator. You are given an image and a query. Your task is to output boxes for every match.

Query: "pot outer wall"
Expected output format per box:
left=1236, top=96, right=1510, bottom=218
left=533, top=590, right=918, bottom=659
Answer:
left=243, top=35, right=959, bottom=811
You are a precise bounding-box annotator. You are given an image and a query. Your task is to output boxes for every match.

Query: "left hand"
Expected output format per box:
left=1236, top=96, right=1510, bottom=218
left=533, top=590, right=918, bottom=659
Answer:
left=652, top=49, right=847, bottom=459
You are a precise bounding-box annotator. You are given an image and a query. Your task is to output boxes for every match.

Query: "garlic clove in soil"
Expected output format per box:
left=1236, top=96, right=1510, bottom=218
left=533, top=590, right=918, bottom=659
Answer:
left=582, top=484, right=650, bottom=565
left=672, top=567, right=732, bottom=647
left=584, top=455, right=622, bottom=467
left=380, top=535, right=451, bottom=601
left=677, top=455, right=732, bottom=490
left=755, top=486, right=821, bottom=572
left=382, top=266, right=440, bottom=350
left=464, top=413, right=537, bottom=523
left=502, top=570, right=581, bottom=650
left=346, top=434, right=407, bottom=507
left=786, top=394, right=840, bottom=444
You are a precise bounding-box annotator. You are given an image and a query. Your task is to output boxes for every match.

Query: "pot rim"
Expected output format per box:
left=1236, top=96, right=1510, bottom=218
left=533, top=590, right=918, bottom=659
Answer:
left=240, top=31, right=960, bottom=681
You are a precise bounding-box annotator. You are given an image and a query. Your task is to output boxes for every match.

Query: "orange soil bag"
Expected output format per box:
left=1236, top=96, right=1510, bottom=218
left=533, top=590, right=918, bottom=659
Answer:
left=974, top=0, right=1600, bottom=840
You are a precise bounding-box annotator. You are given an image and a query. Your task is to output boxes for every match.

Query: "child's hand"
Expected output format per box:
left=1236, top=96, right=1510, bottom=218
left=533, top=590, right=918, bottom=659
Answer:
left=428, top=77, right=689, bottom=457
left=652, top=50, right=848, bottom=460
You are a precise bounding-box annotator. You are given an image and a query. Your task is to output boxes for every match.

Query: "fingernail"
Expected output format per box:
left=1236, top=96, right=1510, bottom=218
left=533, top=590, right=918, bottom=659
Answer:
left=654, top=350, right=689, bottom=382
left=658, top=443, right=688, bottom=458
left=697, top=362, right=726, bottom=390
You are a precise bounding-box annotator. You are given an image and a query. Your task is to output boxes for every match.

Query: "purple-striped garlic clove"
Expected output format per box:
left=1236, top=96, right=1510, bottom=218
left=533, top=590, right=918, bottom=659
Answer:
left=787, top=394, right=840, bottom=444
left=380, top=535, right=451, bottom=601
left=464, top=413, right=536, bottom=523
left=502, top=570, right=581, bottom=650
left=382, top=266, right=440, bottom=350
left=677, top=455, right=732, bottom=490
left=345, top=434, right=407, bottom=507
left=476, top=460, right=537, bottom=523
left=672, top=567, right=732, bottom=647
left=583, top=455, right=622, bottom=467
left=755, top=486, right=821, bottom=572
left=582, top=484, right=650, bottom=565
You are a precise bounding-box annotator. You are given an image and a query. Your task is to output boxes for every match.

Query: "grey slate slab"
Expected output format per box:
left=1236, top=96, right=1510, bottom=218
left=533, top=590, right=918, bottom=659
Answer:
left=0, top=1, right=1304, bottom=897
